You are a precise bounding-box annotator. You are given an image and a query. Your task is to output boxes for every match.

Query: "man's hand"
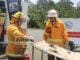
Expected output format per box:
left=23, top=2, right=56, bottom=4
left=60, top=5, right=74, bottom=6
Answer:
left=26, top=36, right=34, bottom=42
left=64, top=41, right=69, bottom=49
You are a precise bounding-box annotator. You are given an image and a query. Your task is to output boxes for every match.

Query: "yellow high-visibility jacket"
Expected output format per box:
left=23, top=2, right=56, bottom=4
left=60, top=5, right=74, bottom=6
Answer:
left=6, top=24, right=27, bottom=57
left=43, top=19, right=68, bottom=47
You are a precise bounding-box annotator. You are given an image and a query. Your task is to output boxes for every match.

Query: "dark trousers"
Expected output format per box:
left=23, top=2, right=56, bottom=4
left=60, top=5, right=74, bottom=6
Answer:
left=8, top=56, right=23, bottom=60
left=48, top=54, right=63, bottom=60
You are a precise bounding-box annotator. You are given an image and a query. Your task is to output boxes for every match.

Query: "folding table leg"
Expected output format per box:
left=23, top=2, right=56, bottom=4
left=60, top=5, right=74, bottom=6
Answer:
left=32, top=46, right=34, bottom=60
left=41, top=51, right=43, bottom=60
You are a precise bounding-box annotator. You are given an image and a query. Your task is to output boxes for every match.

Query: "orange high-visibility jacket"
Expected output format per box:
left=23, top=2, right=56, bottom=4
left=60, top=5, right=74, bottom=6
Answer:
left=43, top=19, right=68, bottom=47
left=6, top=24, right=27, bottom=57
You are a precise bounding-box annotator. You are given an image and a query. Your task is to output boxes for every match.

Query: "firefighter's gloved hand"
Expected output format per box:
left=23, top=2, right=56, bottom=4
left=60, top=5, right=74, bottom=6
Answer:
left=65, top=41, right=69, bottom=49
left=26, top=36, right=34, bottom=42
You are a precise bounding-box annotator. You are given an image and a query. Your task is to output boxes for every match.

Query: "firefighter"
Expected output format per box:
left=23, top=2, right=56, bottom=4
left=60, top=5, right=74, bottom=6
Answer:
left=6, top=11, right=30, bottom=60
left=43, top=9, right=69, bottom=60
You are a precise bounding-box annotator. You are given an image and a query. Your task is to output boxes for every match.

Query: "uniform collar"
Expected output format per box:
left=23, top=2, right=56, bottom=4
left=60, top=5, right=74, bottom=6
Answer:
left=53, top=20, right=60, bottom=28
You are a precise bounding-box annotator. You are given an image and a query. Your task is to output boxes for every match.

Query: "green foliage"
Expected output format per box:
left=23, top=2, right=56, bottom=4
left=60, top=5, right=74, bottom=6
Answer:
left=56, top=0, right=75, bottom=17
left=28, top=0, right=80, bottom=29
left=76, top=2, right=80, bottom=18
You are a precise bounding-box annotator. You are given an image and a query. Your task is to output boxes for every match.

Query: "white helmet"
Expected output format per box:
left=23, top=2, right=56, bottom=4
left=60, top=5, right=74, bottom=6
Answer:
left=47, top=9, right=58, bottom=17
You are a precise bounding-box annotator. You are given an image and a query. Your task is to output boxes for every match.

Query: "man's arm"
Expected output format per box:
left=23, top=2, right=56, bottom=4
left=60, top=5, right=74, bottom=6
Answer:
left=61, top=23, right=69, bottom=44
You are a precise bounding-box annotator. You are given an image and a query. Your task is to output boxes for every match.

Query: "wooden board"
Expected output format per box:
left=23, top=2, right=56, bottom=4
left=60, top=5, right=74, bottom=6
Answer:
left=33, top=40, right=80, bottom=60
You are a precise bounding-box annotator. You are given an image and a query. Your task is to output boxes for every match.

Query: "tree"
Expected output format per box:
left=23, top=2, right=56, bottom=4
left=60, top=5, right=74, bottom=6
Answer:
left=28, top=0, right=56, bottom=28
left=28, top=0, right=78, bottom=28
left=57, top=0, right=75, bottom=17
left=76, top=1, right=80, bottom=18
